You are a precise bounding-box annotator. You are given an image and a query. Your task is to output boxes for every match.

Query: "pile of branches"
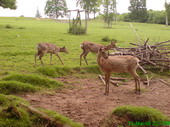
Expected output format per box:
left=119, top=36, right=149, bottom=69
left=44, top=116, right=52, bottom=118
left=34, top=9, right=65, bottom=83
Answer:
left=110, top=39, right=170, bottom=70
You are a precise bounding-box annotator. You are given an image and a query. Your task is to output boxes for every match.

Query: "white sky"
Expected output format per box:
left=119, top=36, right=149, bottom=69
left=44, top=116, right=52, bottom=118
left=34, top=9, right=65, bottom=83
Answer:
left=0, top=0, right=169, bottom=18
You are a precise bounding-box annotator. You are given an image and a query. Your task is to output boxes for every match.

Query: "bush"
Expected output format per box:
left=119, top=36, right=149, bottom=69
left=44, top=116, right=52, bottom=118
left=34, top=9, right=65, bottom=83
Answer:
left=68, top=25, right=86, bottom=35
left=101, top=36, right=117, bottom=42
left=5, top=24, right=14, bottom=29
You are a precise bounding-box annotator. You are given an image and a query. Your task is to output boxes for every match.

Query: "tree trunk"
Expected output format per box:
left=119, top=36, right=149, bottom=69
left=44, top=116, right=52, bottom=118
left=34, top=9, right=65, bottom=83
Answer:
left=166, top=16, right=168, bottom=26
left=93, top=12, right=96, bottom=19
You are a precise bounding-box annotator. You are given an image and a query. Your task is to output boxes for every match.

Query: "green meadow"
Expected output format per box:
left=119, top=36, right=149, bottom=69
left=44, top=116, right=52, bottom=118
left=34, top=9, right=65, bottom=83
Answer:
left=1, top=17, right=170, bottom=74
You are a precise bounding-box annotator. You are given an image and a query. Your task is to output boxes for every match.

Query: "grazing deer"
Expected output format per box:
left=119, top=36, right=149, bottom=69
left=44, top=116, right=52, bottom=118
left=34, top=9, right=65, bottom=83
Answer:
left=80, top=41, right=116, bottom=66
left=97, top=47, right=140, bottom=95
left=34, top=43, right=68, bottom=67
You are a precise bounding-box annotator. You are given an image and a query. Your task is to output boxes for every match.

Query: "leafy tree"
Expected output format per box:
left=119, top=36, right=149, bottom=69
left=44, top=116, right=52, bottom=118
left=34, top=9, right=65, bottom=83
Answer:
left=35, top=8, right=41, bottom=18
left=128, top=0, right=148, bottom=22
left=45, top=0, right=68, bottom=19
left=0, top=0, right=17, bottom=9
left=147, top=10, right=165, bottom=24
left=76, top=0, right=102, bottom=19
left=90, top=0, right=102, bottom=19
left=76, top=0, right=91, bottom=19
left=165, top=1, right=170, bottom=26
left=103, top=0, right=117, bottom=28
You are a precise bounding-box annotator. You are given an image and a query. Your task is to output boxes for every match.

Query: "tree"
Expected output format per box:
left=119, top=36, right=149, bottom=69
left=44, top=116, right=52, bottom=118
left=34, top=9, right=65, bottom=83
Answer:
left=76, top=0, right=91, bottom=19
left=90, top=0, right=102, bottom=19
left=0, top=0, right=17, bottom=9
left=165, top=1, right=170, bottom=26
left=76, top=0, right=102, bottom=19
left=103, top=0, right=117, bottom=28
left=35, top=8, right=41, bottom=18
left=128, top=0, right=148, bottom=22
left=45, top=0, right=68, bottom=19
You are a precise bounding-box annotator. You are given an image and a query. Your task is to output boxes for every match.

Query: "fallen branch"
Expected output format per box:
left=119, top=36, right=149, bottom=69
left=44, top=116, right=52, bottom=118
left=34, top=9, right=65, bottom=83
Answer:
left=101, top=75, right=126, bottom=81
left=159, top=79, right=170, bottom=87
left=98, top=75, right=106, bottom=85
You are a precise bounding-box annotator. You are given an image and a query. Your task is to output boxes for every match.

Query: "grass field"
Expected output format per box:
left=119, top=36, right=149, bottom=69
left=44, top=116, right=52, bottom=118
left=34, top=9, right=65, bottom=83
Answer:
left=1, top=17, right=170, bottom=75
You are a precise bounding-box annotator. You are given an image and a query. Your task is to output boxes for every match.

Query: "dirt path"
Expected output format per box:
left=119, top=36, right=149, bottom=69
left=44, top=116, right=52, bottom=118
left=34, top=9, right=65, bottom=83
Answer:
left=21, top=76, right=170, bottom=127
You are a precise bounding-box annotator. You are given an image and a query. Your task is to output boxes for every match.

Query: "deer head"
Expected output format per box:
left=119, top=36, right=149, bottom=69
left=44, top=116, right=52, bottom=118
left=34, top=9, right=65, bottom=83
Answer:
left=98, top=47, right=109, bottom=59
left=60, top=46, right=68, bottom=54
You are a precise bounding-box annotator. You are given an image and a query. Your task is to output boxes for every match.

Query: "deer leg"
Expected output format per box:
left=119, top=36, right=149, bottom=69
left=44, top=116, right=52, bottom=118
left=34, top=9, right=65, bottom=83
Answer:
left=50, top=53, right=52, bottom=65
left=39, top=55, right=44, bottom=66
left=34, top=53, right=39, bottom=67
left=129, top=70, right=140, bottom=94
left=56, top=54, right=64, bottom=65
left=83, top=52, right=89, bottom=65
left=80, top=51, right=85, bottom=66
left=104, top=73, right=110, bottom=96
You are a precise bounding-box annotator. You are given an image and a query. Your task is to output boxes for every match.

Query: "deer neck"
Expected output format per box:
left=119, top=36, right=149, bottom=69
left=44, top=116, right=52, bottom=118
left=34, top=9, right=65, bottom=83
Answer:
left=97, top=54, right=105, bottom=65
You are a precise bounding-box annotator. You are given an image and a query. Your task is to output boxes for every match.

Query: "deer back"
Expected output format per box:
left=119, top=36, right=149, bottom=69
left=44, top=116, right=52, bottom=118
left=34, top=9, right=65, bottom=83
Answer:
left=98, top=55, right=139, bottom=73
left=37, top=43, right=59, bottom=54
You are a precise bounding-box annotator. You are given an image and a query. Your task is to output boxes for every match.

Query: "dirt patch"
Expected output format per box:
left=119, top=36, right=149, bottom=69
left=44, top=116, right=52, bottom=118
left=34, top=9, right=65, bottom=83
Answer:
left=21, top=76, right=170, bottom=127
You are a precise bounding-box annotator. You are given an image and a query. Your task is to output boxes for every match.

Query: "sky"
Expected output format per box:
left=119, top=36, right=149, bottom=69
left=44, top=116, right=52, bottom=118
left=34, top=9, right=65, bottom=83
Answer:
left=0, top=0, right=169, bottom=18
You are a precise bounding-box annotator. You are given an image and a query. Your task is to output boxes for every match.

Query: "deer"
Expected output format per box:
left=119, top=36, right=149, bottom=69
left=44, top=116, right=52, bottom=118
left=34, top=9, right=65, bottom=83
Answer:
left=97, top=47, right=141, bottom=96
left=80, top=41, right=116, bottom=66
left=34, top=43, right=68, bottom=67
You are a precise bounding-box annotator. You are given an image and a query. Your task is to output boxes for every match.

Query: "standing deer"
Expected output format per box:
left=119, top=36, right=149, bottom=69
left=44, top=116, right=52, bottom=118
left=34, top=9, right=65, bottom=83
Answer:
left=80, top=41, right=116, bottom=66
left=97, top=47, right=140, bottom=95
left=34, top=43, right=68, bottom=67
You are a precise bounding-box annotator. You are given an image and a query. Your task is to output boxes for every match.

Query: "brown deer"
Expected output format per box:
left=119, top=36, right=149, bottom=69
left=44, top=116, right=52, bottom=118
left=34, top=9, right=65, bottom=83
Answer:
left=97, top=47, right=140, bottom=95
left=34, top=43, right=68, bottom=67
left=80, top=41, right=116, bottom=66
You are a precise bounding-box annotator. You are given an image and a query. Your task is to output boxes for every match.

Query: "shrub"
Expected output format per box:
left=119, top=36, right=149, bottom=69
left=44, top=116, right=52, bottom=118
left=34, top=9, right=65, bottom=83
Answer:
left=102, top=36, right=111, bottom=42
left=68, top=25, right=86, bottom=35
left=5, top=24, right=14, bottom=29
left=102, top=36, right=117, bottom=42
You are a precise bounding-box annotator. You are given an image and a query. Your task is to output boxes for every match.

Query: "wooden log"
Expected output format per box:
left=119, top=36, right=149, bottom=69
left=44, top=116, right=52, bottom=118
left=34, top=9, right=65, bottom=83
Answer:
left=101, top=75, right=126, bottom=81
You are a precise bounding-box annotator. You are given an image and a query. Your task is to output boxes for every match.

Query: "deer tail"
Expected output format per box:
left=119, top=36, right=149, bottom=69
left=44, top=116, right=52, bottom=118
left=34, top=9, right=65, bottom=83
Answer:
left=80, top=43, right=84, bottom=49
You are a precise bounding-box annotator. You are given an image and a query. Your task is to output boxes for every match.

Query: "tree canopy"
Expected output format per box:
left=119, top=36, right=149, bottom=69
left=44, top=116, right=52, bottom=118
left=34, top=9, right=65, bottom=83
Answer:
left=128, top=0, right=148, bottom=22
left=0, top=0, right=17, bottom=9
left=76, top=0, right=102, bottom=19
left=45, top=0, right=68, bottom=19
left=103, top=0, right=117, bottom=28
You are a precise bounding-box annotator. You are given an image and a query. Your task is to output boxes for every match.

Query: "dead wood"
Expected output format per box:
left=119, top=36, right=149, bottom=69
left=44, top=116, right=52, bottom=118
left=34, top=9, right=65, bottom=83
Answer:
left=111, top=38, right=170, bottom=70
left=98, top=75, right=127, bottom=86
left=98, top=75, right=106, bottom=85
left=159, top=79, right=170, bottom=87
left=101, top=75, right=126, bottom=81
